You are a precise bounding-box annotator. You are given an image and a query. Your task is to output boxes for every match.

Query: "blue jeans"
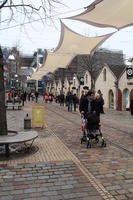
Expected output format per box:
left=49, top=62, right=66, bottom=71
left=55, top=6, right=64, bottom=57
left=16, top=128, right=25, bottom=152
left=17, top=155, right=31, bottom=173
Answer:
left=68, top=102, right=72, bottom=112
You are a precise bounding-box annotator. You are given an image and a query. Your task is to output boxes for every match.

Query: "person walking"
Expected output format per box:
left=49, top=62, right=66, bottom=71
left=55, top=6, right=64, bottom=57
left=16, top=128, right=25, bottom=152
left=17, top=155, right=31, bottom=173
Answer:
left=60, top=93, right=65, bottom=106
left=73, top=94, right=78, bottom=112
left=97, top=90, right=105, bottom=114
left=79, top=91, right=85, bottom=113
left=44, top=93, right=48, bottom=103
left=130, top=98, right=133, bottom=115
left=93, top=93, right=103, bottom=120
left=49, top=93, right=53, bottom=103
left=79, top=90, right=95, bottom=118
left=68, top=92, right=73, bottom=112
left=8, top=91, right=12, bottom=100
left=28, top=92, right=31, bottom=101
left=35, top=91, right=39, bottom=103
left=21, top=92, right=25, bottom=106
left=24, top=91, right=27, bottom=102
left=100, top=93, right=105, bottom=114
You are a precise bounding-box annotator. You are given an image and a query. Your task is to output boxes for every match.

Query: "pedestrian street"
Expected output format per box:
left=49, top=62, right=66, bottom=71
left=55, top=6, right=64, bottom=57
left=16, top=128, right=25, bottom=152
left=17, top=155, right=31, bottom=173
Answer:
left=0, top=99, right=133, bottom=200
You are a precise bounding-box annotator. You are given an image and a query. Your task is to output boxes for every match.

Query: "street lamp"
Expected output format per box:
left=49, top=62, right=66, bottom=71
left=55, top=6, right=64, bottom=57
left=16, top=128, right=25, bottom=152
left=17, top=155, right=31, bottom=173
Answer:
left=73, top=73, right=76, bottom=86
left=114, top=80, right=119, bottom=110
left=8, top=54, right=18, bottom=103
left=69, top=79, right=73, bottom=92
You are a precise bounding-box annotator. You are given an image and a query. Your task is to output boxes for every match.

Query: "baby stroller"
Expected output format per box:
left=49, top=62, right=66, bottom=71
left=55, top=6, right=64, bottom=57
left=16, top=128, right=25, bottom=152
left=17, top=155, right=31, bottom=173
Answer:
left=80, top=112, right=106, bottom=148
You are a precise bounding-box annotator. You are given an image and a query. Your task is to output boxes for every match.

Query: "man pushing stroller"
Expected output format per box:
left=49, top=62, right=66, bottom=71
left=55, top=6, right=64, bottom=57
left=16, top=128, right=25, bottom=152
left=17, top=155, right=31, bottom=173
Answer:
left=79, top=91, right=103, bottom=121
left=80, top=91, right=106, bottom=148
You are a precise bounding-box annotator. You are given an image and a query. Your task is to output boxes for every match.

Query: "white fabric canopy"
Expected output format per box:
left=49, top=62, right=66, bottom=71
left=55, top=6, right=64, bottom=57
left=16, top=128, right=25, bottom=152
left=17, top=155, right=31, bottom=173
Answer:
left=70, top=0, right=133, bottom=29
left=30, top=21, right=109, bottom=80
left=54, top=22, right=107, bottom=54
left=30, top=53, right=72, bottom=80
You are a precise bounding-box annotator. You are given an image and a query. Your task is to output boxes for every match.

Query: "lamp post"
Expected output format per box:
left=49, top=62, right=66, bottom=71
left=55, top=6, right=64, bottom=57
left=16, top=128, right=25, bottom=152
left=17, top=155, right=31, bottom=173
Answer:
left=114, top=80, right=119, bottom=110
left=73, top=74, right=76, bottom=86
left=69, top=79, right=73, bottom=92
left=8, top=54, right=18, bottom=103
left=72, top=73, right=76, bottom=94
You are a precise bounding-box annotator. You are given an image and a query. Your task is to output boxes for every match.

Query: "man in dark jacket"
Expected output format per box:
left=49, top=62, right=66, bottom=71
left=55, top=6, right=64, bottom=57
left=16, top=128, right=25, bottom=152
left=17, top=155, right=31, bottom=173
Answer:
left=93, top=93, right=102, bottom=120
left=68, top=92, right=73, bottom=112
left=60, top=93, right=65, bottom=106
left=79, top=90, right=95, bottom=118
left=79, top=91, right=85, bottom=113
left=35, top=91, right=39, bottom=103
left=73, top=94, right=78, bottom=112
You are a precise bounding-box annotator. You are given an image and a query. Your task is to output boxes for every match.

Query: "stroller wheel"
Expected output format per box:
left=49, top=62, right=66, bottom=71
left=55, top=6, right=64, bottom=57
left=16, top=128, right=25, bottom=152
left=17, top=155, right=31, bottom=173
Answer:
left=101, top=140, right=106, bottom=147
left=103, top=142, right=106, bottom=147
left=87, top=142, right=89, bottom=148
left=95, top=137, right=99, bottom=144
left=87, top=141, right=91, bottom=148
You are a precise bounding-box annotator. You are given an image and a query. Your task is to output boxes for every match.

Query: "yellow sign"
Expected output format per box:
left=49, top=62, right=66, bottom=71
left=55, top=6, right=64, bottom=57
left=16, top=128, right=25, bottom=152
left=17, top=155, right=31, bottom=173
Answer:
left=32, top=106, right=45, bottom=128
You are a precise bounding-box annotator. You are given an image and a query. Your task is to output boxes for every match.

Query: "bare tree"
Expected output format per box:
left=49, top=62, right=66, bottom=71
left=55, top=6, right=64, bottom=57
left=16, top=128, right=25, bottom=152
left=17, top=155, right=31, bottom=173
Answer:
left=78, top=49, right=124, bottom=91
left=0, top=47, right=7, bottom=135
left=78, top=53, right=102, bottom=90
left=0, top=0, right=63, bottom=135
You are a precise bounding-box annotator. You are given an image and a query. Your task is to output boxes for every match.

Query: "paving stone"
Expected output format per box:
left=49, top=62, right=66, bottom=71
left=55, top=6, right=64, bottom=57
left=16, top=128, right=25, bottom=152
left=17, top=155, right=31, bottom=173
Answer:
left=1, top=100, right=133, bottom=200
left=123, top=184, right=133, bottom=189
left=0, top=196, right=13, bottom=200
left=115, top=194, right=128, bottom=200
left=43, top=191, right=58, bottom=196
left=36, top=187, right=49, bottom=192
left=61, top=185, right=73, bottom=189
left=117, top=189, right=129, bottom=195
left=48, top=195, right=63, bottom=200
left=23, top=188, right=37, bottom=194
left=128, top=188, right=133, bottom=193
left=10, top=190, right=23, bottom=195
left=37, top=175, right=49, bottom=180
left=2, top=186, right=14, bottom=191
left=126, top=193, right=133, bottom=198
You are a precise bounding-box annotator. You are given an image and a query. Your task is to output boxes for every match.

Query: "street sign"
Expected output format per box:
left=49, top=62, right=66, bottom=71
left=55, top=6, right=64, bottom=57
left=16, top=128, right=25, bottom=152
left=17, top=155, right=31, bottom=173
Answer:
left=126, top=66, right=133, bottom=79
left=80, top=77, right=84, bottom=85
left=32, top=106, right=45, bottom=128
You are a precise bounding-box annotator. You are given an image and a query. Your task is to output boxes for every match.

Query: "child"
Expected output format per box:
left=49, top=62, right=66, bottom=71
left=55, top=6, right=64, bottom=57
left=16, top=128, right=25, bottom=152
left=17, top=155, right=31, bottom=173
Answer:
left=80, top=111, right=87, bottom=137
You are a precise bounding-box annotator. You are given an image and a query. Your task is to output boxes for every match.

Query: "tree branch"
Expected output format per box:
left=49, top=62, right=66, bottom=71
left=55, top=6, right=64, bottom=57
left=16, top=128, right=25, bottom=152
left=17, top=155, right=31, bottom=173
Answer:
left=0, top=0, right=8, bottom=9
left=2, top=4, right=43, bottom=11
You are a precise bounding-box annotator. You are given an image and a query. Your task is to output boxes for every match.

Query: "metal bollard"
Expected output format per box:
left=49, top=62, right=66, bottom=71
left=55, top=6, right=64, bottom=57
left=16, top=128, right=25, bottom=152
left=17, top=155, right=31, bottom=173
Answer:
left=24, top=113, right=31, bottom=129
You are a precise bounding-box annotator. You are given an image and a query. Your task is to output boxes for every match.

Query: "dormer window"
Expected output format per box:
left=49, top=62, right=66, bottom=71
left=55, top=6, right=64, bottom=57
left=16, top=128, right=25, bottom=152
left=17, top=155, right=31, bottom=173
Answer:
left=103, top=68, right=106, bottom=81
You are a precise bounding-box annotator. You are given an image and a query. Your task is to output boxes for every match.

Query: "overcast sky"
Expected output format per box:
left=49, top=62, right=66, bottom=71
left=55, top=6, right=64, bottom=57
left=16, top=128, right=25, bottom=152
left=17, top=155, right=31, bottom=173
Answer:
left=0, top=0, right=133, bottom=59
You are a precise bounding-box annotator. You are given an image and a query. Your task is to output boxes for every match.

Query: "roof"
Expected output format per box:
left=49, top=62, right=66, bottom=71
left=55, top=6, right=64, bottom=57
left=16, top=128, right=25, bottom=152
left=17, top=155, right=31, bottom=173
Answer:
left=66, top=49, right=124, bottom=80
left=108, top=65, right=126, bottom=79
left=19, top=56, right=33, bottom=67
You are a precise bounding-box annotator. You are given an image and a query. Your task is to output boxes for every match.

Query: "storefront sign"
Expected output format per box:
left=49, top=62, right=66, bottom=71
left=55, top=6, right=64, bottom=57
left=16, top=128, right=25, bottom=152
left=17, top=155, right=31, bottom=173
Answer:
left=126, top=66, right=133, bottom=79
left=32, top=106, right=45, bottom=128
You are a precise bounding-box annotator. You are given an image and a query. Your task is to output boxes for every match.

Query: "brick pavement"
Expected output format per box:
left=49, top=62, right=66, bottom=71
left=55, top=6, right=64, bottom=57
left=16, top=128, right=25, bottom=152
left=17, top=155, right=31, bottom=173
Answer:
left=0, top=100, right=114, bottom=200
left=43, top=101, right=133, bottom=200
left=0, top=160, right=102, bottom=200
left=43, top=101, right=133, bottom=153
left=0, top=99, right=132, bottom=199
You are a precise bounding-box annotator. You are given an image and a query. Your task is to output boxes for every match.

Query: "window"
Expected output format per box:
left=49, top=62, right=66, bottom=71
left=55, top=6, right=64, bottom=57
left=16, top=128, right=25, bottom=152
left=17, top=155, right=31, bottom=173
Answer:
left=74, top=79, right=76, bottom=86
left=86, top=74, right=88, bottom=84
left=103, top=68, right=106, bottom=81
